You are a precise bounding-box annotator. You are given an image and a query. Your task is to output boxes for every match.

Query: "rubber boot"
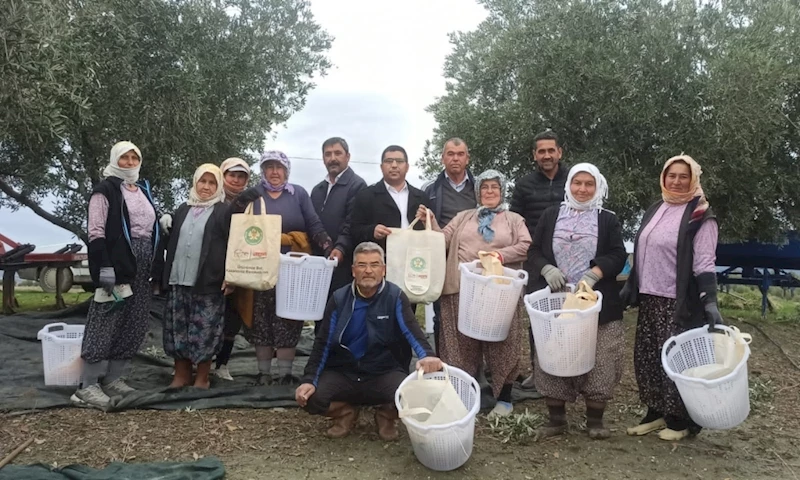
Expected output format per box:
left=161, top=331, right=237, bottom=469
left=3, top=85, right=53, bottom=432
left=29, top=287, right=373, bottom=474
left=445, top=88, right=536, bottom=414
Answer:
left=538, top=398, right=568, bottom=438
left=586, top=400, right=610, bottom=439
left=324, top=401, right=359, bottom=438
left=374, top=404, right=399, bottom=441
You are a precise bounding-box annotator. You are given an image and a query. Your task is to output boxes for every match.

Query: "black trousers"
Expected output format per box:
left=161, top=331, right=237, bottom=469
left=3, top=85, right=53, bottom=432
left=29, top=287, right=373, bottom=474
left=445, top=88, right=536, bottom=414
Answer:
left=215, top=297, right=242, bottom=367
left=305, top=370, right=407, bottom=415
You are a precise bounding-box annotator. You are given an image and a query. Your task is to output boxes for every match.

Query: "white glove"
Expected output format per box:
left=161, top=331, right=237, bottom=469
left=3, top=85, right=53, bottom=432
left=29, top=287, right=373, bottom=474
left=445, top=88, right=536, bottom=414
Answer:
left=159, top=214, right=173, bottom=234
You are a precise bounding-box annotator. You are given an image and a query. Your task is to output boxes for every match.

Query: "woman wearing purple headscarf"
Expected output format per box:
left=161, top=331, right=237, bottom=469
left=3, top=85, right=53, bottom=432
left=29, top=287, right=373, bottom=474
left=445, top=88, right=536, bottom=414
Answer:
left=233, top=151, right=333, bottom=386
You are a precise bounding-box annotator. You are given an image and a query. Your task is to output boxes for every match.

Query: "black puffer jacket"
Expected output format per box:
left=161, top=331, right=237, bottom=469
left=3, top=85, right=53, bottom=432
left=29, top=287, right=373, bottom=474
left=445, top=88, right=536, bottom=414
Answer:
left=510, top=164, right=568, bottom=238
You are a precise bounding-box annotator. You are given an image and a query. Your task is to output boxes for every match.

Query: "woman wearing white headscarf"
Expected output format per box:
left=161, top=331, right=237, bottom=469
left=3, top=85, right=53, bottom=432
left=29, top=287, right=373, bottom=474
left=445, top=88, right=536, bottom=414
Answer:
left=416, top=169, right=531, bottom=418
left=527, top=163, right=627, bottom=439
left=73, top=141, right=160, bottom=410
left=152, top=164, right=233, bottom=389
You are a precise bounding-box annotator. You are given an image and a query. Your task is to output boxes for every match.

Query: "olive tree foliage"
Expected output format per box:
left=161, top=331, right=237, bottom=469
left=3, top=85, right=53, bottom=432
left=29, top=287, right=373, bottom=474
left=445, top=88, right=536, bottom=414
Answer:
left=420, top=0, right=800, bottom=242
left=0, top=0, right=331, bottom=244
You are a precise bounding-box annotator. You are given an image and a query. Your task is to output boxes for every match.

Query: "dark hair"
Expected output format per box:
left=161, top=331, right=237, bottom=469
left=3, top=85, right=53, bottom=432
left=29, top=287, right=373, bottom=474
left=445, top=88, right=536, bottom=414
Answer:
left=322, top=137, right=349, bottom=154
left=533, top=130, right=561, bottom=150
left=381, top=145, right=408, bottom=162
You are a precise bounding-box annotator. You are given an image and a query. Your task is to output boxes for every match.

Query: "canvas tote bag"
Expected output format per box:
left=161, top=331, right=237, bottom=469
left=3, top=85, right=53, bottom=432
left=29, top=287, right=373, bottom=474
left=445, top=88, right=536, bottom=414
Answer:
left=386, top=209, right=446, bottom=304
left=224, top=198, right=281, bottom=291
left=398, top=365, right=469, bottom=426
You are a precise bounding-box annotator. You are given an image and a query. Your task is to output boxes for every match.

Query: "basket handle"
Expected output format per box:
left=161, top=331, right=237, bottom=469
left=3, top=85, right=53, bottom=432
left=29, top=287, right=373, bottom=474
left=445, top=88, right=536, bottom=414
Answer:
left=459, top=261, right=529, bottom=286
left=416, top=362, right=450, bottom=382
left=37, top=323, right=67, bottom=340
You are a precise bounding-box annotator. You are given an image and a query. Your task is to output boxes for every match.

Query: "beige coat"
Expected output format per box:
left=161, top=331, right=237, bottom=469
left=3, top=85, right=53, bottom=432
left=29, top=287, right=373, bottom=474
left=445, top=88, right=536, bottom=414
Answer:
left=439, top=209, right=532, bottom=295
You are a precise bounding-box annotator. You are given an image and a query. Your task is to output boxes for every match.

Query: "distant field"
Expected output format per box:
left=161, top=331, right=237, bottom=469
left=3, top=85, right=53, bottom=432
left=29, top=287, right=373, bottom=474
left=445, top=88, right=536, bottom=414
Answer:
left=1, top=289, right=92, bottom=312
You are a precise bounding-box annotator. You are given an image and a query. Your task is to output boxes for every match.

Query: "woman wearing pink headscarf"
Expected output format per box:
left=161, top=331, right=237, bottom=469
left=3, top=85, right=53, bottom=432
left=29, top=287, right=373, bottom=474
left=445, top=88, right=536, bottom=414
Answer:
left=621, top=154, right=720, bottom=441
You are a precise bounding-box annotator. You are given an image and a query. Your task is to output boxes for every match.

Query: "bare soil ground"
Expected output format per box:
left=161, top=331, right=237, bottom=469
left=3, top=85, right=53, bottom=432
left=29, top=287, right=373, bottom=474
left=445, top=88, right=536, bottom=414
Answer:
left=2, top=313, right=799, bottom=479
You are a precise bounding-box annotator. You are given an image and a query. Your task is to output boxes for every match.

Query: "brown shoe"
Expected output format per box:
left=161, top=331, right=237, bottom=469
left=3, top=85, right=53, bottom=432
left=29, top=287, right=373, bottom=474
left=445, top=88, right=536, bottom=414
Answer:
left=374, top=405, right=399, bottom=441
left=324, top=401, right=360, bottom=438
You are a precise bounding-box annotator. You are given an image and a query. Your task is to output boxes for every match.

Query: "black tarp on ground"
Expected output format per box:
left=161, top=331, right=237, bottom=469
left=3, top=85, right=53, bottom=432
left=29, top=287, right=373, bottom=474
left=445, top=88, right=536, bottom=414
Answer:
left=0, top=297, right=539, bottom=412
left=0, top=457, right=225, bottom=480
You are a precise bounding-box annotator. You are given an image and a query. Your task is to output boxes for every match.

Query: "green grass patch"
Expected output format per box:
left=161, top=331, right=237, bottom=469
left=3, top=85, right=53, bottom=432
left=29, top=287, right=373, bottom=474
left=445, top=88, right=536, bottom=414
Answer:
left=2, top=290, right=92, bottom=312
left=718, top=285, right=800, bottom=324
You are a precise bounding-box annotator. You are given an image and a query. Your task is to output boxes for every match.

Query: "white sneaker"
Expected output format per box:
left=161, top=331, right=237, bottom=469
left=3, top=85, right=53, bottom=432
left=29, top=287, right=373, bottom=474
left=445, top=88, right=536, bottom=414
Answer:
left=488, top=401, right=514, bottom=418
left=213, top=365, right=234, bottom=381
left=102, top=378, right=135, bottom=396
left=71, top=384, right=111, bottom=409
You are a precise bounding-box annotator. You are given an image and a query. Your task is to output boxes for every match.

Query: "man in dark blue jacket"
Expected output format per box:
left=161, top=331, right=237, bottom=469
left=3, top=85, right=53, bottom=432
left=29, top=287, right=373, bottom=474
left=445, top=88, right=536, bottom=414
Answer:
left=296, top=242, right=442, bottom=441
left=422, top=137, right=477, bottom=353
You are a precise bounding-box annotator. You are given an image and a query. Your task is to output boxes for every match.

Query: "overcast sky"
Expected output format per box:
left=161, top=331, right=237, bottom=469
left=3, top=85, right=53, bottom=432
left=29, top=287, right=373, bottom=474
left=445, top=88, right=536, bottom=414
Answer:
left=0, top=0, right=488, bottom=251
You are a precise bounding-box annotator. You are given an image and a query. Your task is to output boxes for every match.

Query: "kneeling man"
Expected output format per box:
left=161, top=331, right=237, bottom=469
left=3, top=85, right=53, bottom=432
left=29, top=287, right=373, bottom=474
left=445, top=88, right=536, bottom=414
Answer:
left=295, top=242, right=442, bottom=440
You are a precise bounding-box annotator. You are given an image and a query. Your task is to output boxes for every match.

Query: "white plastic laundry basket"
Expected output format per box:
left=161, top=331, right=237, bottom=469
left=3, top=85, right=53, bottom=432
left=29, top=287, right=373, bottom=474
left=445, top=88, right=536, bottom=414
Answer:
left=457, top=260, right=528, bottom=342
left=661, top=324, right=751, bottom=429
left=525, top=285, right=603, bottom=377
left=395, top=365, right=480, bottom=471
left=37, top=323, right=85, bottom=386
left=275, top=253, right=337, bottom=321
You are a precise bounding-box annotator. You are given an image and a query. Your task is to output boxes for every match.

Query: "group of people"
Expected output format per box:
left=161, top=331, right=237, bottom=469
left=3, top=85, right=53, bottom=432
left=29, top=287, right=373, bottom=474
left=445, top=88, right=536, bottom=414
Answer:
left=73, top=130, right=721, bottom=444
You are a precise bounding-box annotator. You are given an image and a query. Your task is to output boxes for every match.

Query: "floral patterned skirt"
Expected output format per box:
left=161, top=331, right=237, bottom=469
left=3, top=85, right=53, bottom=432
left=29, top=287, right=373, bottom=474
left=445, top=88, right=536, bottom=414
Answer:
left=534, top=320, right=625, bottom=403
left=163, top=286, right=225, bottom=364
left=634, top=294, right=690, bottom=419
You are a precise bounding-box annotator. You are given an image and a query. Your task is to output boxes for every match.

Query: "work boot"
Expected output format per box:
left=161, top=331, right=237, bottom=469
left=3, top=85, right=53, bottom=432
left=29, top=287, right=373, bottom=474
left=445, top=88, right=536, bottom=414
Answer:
left=374, top=405, right=399, bottom=441
left=324, top=402, right=360, bottom=438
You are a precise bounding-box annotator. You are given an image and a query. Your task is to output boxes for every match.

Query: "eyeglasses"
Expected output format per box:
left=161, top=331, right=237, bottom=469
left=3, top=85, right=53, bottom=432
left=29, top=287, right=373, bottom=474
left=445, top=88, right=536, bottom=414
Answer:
left=480, top=184, right=502, bottom=191
left=382, top=158, right=407, bottom=165
left=354, top=262, right=385, bottom=270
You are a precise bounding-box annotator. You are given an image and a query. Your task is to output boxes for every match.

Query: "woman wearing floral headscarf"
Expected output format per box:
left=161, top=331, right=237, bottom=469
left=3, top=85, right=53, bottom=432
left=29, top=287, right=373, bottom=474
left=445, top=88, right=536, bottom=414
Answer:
left=416, top=170, right=531, bottom=417
left=527, top=163, right=627, bottom=439
left=72, top=141, right=160, bottom=409
left=622, top=154, right=720, bottom=441
left=233, top=150, right=333, bottom=386
left=152, top=164, right=233, bottom=389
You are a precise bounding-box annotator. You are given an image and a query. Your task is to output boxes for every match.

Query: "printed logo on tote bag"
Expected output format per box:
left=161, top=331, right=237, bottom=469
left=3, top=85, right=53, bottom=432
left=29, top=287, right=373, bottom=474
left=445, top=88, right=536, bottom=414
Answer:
left=245, top=226, right=264, bottom=245
left=405, top=248, right=431, bottom=295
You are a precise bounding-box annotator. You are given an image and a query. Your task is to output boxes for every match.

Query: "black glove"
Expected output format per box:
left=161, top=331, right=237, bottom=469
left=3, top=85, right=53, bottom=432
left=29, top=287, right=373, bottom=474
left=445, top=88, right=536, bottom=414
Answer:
left=696, top=271, right=724, bottom=327
left=619, top=280, right=633, bottom=308
left=232, top=188, right=261, bottom=211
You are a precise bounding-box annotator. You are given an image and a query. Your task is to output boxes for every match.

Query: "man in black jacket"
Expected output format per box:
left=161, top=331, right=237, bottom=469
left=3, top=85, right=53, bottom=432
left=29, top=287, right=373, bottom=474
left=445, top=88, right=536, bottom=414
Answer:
left=422, top=137, right=477, bottom=228
left=295, top=242, right=442, bottom=441
left=510, top=130, right=568, bottom=393
left=422, top=137, right=477, bottom=353
left=350, top=145, right=431, bottom=251
left=310, top=137, right=367, bottom=293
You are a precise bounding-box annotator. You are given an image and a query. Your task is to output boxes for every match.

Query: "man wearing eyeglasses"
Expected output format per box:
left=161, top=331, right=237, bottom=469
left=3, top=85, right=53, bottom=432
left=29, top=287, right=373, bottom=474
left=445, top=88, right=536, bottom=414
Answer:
left=350, top=145, right=431, bottom=251
left=296, top=242, right=442, bottom=441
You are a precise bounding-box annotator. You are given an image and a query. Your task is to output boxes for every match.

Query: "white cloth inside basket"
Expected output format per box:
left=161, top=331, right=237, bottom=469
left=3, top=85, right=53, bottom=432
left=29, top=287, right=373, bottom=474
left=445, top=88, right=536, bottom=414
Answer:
left=682, top=326, right=751, bottom=380
left=399, top=368, right=469, bottom=426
